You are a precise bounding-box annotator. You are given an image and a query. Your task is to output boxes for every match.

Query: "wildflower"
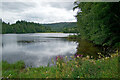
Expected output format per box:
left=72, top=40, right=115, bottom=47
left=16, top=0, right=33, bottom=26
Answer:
left=77, top=55, right=80, bottom=58
left=82, top=58, right=86, bottom=61
left=9, top=74, right=11, bottom=76
left=98, top=53, right=101, bottom=55
left=98, top=55, right=101, bottom=58
left=105, top=57, right=108, bottom=59
left=111, top=55, right=113, bottom=57
left=75, top=65, right=78, bottom=68
left=65, top=56, right=68, bottom=60
left=68, top=75, right=69, bottom=77
left=78, top=76, right=80, bottom=78
left=56, top=56, right=58, bottom=61
left=86, top=55, right=90, bottom=59
left=90, top=60, right=94, bottom=63
left=91, top=56, right=93, bottom=58
left=65, top=56, right=67, bottom=59
left=102, top=58, right=104, bottom=60
left=56, top=62, right=59, bottom=64
left=115, top=53, right=118, bottom=56
left=75, top=54, right=83, bottom=58
left=116, top=49, right=119, bottom=53
left=70, top=56, right=74, bottom=59
left=56, top=56, right=63, bottom=61
left=59, top=64, right=60, bottom=67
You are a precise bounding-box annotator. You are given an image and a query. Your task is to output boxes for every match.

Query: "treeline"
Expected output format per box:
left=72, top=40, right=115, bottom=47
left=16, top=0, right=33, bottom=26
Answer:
left=42, top=22, right=78, bottom=33
left=2, top=21, right=77, bottom=34
left=2, top=21, right=52, bottom=34
left=63, top=27, right=78, bottom=33
left=74, top=2, right=120, bottom=47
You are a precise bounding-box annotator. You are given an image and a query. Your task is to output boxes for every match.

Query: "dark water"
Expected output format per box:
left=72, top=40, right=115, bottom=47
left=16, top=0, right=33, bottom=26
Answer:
left=2, top=33, right=78, bottom=67
left=76, top=39, right=101, bottom=58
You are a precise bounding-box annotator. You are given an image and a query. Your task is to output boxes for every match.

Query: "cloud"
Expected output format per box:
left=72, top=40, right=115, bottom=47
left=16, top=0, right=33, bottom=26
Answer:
left=1, top=1, right=77, bottom=24
left=1, top=2, right=35, bottom=12
left=1, top=0, right=76, bottom=2
left=43, top=2, right=74, bottom=11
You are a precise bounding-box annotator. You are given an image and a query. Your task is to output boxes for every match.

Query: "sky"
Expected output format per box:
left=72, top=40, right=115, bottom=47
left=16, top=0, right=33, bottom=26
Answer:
left=0, top=0, right=78, bottom=24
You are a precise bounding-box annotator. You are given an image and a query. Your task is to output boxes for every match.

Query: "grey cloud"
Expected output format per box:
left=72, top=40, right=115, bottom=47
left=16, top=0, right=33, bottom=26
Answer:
left=42, top=2, right=74, bottom=11
left=2, top=2, right=36, bottom=12
left=22, top=11, right=74, bottom=23
left=1, top=1, right=77, bottom=24
left=23, top=13, right=54, bottom=22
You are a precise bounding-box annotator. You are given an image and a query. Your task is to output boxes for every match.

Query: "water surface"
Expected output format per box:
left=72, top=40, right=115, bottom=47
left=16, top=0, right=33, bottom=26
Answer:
left=2, top=33, right=78, bottom=67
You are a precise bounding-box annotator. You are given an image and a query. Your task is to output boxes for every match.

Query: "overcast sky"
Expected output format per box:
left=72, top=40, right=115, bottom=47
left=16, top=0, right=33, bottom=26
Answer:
left=0, top=0, right=78, bottom=24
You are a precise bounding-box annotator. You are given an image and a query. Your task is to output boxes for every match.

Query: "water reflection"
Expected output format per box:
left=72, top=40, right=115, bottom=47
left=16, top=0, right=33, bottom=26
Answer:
left=76, top=39, right=102, bottom=59
left=2, top=33, right=78, bottom=67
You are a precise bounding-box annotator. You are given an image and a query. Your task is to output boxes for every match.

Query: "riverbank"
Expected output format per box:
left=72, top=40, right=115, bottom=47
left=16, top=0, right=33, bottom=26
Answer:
left=67, top=35, right=120, bottom=59
left=1, top=52, right=119, bottom=78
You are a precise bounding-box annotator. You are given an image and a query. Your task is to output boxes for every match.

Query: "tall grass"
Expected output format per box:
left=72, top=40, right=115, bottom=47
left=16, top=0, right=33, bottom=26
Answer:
left=1, top=53, right=119, bottom=78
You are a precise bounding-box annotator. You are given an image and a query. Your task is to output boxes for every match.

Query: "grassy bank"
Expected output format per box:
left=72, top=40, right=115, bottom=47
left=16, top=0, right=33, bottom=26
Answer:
left=2, top=52, right=119, bottom=78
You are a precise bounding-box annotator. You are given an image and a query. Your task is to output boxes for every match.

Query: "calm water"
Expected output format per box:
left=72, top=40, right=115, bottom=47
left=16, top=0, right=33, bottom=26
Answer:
left=2, top=33, right=78, bottom=67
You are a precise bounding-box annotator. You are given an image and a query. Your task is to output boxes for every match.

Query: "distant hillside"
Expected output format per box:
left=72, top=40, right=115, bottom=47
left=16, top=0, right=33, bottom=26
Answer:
left=2, top=21, right=52, bottom=34
left=2, top=21, right=78, bottom=34
left=42, top=22, right=77, bottom=32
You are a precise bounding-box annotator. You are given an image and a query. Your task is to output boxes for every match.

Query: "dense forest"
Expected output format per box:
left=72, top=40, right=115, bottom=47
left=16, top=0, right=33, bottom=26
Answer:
left=42, top=22, right=78, bottom=33
left=2, top=21, right=52, bottom=33
left=2, top=21, right=77, bottom=34
left=74, top=2, right=120, bottom=47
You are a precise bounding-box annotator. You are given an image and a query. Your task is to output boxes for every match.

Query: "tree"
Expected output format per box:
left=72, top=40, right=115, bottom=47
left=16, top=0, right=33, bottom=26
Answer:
left=74, top=2, right=120, bottom=47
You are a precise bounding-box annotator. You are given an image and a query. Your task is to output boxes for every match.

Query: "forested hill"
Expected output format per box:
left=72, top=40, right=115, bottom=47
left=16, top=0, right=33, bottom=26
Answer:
left=2, top=21, right=52, bottom=34
left=2, top=21, right=77, bottom=34
left=42, top=22, right=77, bottom=32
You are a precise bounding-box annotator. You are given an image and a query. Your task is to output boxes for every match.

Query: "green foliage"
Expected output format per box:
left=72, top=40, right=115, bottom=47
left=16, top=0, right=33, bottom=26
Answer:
left=2, top=61, right=25, bottom=70
left=2, top=54, right=119, bottom=78
left=63, top=27, right=78, bottom=33
left=2, top=21, right=77, bottom=33
left=42, top=22, right=77, bottom=33
left=2, top=20, right=52, bottom=34
left=2, top=61, right=25, bottom=78
left=74, top=2, right=120, bottom=46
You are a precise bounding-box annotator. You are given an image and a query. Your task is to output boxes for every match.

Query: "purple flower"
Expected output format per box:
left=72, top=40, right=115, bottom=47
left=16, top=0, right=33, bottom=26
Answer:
left=56, top=56, right=63, bottom=61
left=75, top=54, right=83, bottom=58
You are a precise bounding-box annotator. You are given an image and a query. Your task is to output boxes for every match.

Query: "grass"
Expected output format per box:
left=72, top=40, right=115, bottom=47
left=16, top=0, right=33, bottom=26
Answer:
left=1, top=52, right=119, bottom=79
